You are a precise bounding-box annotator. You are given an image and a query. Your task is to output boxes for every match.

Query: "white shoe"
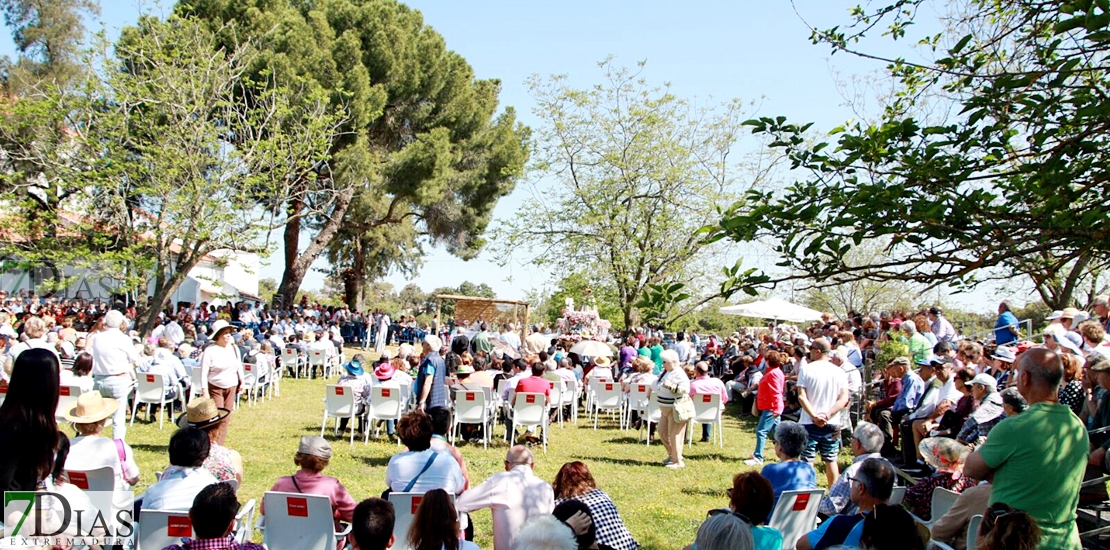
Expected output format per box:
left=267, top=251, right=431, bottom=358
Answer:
left=743, top=458, right=764, bottom=466
left=665, top=461, right=686, bottom=469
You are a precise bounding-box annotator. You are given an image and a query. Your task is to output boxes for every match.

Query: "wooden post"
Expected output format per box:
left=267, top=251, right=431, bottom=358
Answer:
left=521, top=303, right=530, bottom=341
left=435, top=297, right=441, bottom=332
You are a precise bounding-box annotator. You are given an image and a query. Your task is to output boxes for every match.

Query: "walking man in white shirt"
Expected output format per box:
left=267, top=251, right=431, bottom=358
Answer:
left=91, top=310, right=140, bottom=441
left=455, top=445, right=555, bottom=550
left=796, top=337, right=850, bottom=487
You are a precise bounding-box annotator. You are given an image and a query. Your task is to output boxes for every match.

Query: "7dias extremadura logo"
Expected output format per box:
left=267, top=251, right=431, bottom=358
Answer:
left=4, top=490, right=135, bottom=548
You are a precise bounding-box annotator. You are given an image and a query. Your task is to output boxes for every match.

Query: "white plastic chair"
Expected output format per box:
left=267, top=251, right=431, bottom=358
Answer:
left=641, top=394, right=662, bottom=446
left=55, top=384, right=86, bottom=422
left=591, top=381, right=623, bottom=429
left=564, top=379, right=580, bottom=423
left=267, top=355, right=282, bottom=399
left=547, top=381, right=565, bottom=427
left=282, top=348, right=306, bottom=379
left=0, top=382, right=7, bottom=407
left=387, top=492, right=463, bottom=550
left=909, top=486, right=961, bottom=528
left=367, top=385, right=404, bottom=445
left=452, top=389, right=492, bottom=448
left=258, top=491, right=350, bottom=550
left=308, top=350, right=328, bottom=379
left=64, top=466, right=115, bottom=492
left=131, top=373, right=174, bottom=429
left=929, top=513, right=981, bottom=550
left=888, top=486, right=907, bottom=506
left=240, top=363, right=265, bottom=408
left=188, top=367, right=203, bottom=402
left=688, top=393, right=724, bottom=447
left=625, top=383, right=651, bottom=430
left=509, top=392, right=549, bottom=453
left=138, top=501, right=255, bottom=550
left=768, top=488, right=824, bottom=550
left=321, top=384, right=360, bottom=445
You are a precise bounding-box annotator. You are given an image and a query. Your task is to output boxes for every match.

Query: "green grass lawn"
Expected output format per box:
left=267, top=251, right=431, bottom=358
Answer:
left=104, top=347, right=843, bottom=549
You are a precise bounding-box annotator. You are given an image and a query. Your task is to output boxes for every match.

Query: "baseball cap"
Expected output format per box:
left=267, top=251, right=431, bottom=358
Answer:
left=991, top=346, right=1017, bottom=363
left=971, top=373, right=998, bottom=390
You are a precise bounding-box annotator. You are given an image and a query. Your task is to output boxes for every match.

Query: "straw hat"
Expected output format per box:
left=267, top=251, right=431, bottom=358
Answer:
left=176, top=397, right=230, bottom=429
left=209, top=320, right=235, bottom=339
left=593, top=356, right=611, bottom=367
left=64, top=392, right=119, bottom=424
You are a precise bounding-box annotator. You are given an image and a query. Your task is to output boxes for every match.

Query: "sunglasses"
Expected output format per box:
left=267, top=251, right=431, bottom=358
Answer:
left=708, top=508, right=752, bottom=525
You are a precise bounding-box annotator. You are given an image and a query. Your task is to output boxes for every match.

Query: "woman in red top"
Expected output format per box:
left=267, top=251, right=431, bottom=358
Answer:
left=745, top=350, right=786, bottom=465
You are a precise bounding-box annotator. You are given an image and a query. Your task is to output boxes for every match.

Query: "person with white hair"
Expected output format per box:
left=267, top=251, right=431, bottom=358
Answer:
left=91, top=310, right=140, bottom=441
left=687, top=512, right=754, bottom=550
left=819, top=422, right=884, bottom=517
left=513, top=514, right=578, bottom=550
left=7, top=316, right=55, bottom=362
left=500, top=322, right=522, bottom=352
left=417, top=335, right=447, bottom=411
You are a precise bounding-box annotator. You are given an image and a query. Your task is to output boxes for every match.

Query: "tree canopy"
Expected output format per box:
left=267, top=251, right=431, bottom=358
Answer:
left=180, top=0, right=530, bottom=310
left=501, top=60, right=776, bottom=328
left=710, top=0, right=1110, bottom=310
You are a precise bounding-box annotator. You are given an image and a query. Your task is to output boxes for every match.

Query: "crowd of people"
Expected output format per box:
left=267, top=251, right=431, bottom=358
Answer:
left=4, top=290, right=1110, bottom=550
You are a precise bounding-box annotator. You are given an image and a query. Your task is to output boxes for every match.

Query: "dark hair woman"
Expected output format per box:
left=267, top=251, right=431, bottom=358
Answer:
left=553, top=461, right=638, bottom=550
left=0, top=348, right=62, bottom=491
left=407, top=488, right=477, bottom=550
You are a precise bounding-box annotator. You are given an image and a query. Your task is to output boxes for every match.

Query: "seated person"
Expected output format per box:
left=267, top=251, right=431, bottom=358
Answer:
left=759, top=421, right=816, bottom=521
left=265, top=436, right=356, bottom=532
left=160, top=483, right=264, bottom=550
left=686, top=510, right=754, bottom=550
left=930, top=482, right=992, bottom=550
left=428, top=407, right=471, bottom=490
left=797, top=457, right=895, bottom=550
left=859, top=503, right=927, bottom=550
left=349, top=498, right=396, bottom=550
left=385, top=410, right=465, bottom=494
left=975, top=502, right=1042, bottom=550
left=902, top=437, right=976, bottom=521
left=698, top=471, right=783, bottom=550
left=515, top=514, right=578, bottom=550
left=58, top=351, right=95, bottom=393
left=63, top=393, right=141, bottom=522
left=406, top=488, right=479, bottom=550
left=143, top=427, right=218, bottom=511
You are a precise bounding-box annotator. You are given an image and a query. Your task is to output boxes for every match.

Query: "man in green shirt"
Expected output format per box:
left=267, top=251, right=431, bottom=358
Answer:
left=964, top=348, right=1088, bottom=550
left=901, top=322, right=932, bottom=365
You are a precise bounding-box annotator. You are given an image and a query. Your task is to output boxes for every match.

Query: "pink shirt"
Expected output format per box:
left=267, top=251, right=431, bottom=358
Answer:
left=265, top=470, right=356, bottom=524
left=690, top=375, right=728, bottom=406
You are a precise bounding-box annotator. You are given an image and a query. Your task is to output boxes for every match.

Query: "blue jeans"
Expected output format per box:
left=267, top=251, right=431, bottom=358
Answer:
left=94, top=375, right=133, bottom=441
left=752, top=410, right=779, bottom=460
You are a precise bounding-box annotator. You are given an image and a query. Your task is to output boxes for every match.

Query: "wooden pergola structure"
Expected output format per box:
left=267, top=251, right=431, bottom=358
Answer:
left=435, top=294, right=530, bottom=340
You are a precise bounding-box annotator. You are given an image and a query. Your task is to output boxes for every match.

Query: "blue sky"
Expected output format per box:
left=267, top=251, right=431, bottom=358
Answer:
left=0, top=1, right=1006, bottom=311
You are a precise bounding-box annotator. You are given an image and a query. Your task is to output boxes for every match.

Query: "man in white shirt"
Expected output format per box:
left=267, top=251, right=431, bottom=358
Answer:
left=905, top=358, right=961, bottom=469
left=91, top=310, right=140, bottom=441
left=795, top=337, right=850, bottom=487
left=455, top=445, right=555, bottom=550
left=164, top=319, right=185, bottom=346
left=500, top=323, right=522, bottom=352
left=141, top=427, right=218, bottom=511
left=674, top=332, right=694, bottom=364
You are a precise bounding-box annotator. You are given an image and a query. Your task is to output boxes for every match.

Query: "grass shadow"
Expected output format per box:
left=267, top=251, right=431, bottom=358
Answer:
left=129, top=443, right=169, bottom=454
left=683, top=453, right=736, bottom=462
left=570, top=455, right=659, bottom=467
left=680, top=487, right=728, bottom=499
left=356, top=455, right=392, bottom=468
left=605, top=436, right=647, bottom=445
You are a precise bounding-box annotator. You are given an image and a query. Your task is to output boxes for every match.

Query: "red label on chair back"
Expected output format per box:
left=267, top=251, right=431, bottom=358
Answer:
left=146, top=374, right=155, bottom=383
left=68, top=472, right=88, bottom=489
left=0, top=384, right=7, bottom=393
left=605, top=384, right=613, bottom=391
left=167, top=516, right=192, bottom=537
left=466, top=393, right=475, bottom=401
left=411, top=496, right=422, bottom=514
left=792, top=493, right=811, bottom=511
left=287, top=497, right=308, bottom=517
left=703, top=394, right=712, bottom=403
left=549, top=381, right=555, bottom=389
left=59, top=386, right=71, bottom=397
left=637, top=385, right=646, bottom=393
left=335, top=386, right=345, bottom=396
left=526, top=395, right=536, bottom=404
left=382, top=389, right=391, bottom=398
left=245, top=365, right=252, bottom=372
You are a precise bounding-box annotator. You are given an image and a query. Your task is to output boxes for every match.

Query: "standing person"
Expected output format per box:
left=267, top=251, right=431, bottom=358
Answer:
left=964, top=349, right=1087, bottom=550
left=455, top=445, right=555, bottom=550
left=90, top=309, right=139, bottom=441
left=650, top=349, right=691, bottom=469
left=199, top=320, right=242, bottom=445
left=375, top=311, right=390, bottom=354
left=416, top=335, right=447, bottom=411
left=647, top=336, right=664, bottom=375
left=929, top=307, right=956, bottom=343
left=993, top=301, right=1021, bottom=346
left=795, top=338, right=850, bottom=487
left=407, top=488, right=479, bottom=550
left=745, top=350, right=785, bottom=466
left=0, top=348, right=61, bottom=492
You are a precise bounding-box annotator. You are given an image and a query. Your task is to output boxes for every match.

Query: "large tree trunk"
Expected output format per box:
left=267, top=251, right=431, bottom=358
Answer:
left=137, top=260, right=197, bottom=336
left=276, top=186, right=357, bottom=309
left=343, top=237, right=365, bottom=310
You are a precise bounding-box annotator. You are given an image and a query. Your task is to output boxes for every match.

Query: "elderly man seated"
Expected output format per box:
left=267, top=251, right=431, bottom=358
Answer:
left=797, top=457, right=896, bottom=550
left=455, top=445, right=555, bottom=550
left=818, top=422, right=885, bottom=518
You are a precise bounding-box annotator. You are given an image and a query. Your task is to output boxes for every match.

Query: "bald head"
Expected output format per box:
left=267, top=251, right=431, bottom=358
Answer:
left=505, top=445, right=534, bottom=470
left=1017, top=348, right=1064, bottom=395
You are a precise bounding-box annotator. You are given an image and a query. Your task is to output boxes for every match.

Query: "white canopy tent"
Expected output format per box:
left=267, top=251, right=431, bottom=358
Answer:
left=718, top=298, right=824, bottom=323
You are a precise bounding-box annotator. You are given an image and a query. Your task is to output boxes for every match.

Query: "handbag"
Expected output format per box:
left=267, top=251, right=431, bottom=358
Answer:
left=672, top=393, right=695, bottom=423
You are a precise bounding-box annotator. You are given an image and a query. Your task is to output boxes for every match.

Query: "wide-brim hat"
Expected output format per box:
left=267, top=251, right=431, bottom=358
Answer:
left=594, top=356, right=611, bottom=367
left=374, top=362, right=397, bottom=381
left=209, top=320, right=234, bottom=339
left=64, top=392, right=119, bottom=424
left=344, top=361, right=365, bottom=376
left=991, top=345, right=1017, bottom=363
left=176, top=397, right=231, bottom=429
left=457, top=364, right=475, bottom=374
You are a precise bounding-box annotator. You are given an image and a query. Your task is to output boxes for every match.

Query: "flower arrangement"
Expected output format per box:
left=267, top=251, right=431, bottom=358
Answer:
left=558, top=307, right=610, bottom=339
